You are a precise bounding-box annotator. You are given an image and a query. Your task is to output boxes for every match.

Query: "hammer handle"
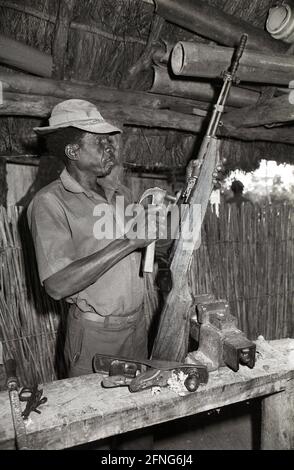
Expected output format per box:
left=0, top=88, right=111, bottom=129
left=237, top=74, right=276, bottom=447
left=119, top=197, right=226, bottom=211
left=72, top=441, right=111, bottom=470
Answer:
left=143, top=193, right=156, bottom=273
left=139, top=187, right=176, bottom=274
left=143, top=241, right=156, bottom=273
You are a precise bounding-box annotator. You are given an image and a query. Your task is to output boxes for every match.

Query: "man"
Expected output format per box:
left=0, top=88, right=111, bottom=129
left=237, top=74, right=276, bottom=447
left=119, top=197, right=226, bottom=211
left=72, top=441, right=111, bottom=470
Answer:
left=27, top=99, right=166, bottom=448
left=226, top=180, right=253, bottom=207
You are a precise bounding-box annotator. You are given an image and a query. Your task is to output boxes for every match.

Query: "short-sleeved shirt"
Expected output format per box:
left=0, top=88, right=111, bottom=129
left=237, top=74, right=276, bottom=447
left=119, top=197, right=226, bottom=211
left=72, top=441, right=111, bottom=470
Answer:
left=27, top=168, right=145, bottom=317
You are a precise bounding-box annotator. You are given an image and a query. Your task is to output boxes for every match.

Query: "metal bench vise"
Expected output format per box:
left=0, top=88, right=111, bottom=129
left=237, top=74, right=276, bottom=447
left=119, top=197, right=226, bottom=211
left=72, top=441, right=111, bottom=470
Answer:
left=187, top=297, right=256, bottom=372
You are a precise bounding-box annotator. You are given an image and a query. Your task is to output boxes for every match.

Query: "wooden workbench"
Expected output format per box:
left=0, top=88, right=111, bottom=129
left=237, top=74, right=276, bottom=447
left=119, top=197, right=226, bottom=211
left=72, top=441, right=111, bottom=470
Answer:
left=0, top=338, right=293, bottom=450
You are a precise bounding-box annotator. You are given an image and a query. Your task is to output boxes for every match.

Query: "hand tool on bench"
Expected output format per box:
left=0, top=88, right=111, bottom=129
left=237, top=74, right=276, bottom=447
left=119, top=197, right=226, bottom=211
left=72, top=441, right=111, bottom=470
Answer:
left=93, top=354, right=208, bottom=392
left=4, top=358, right=29, bottom=450
left=19, top=384, right=47, bottom=420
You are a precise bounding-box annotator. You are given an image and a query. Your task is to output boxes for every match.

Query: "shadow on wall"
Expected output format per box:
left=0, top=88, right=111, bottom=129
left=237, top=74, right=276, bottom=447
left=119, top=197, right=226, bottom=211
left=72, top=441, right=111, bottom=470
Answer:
left=17, top=154, right=64, bottom=208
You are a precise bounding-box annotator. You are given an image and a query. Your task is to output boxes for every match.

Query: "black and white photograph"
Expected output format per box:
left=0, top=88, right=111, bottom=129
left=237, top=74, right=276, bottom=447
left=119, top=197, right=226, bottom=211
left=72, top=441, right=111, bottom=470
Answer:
left=0, top=0, right=293, bottom=457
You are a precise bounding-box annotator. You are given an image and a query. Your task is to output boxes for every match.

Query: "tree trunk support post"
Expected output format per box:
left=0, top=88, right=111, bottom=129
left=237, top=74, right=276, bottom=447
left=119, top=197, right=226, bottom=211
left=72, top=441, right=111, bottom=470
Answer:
left=261, top=377, right=294, bottom=450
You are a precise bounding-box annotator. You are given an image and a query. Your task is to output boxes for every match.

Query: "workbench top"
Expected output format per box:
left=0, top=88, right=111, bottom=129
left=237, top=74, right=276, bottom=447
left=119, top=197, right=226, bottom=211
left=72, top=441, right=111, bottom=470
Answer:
left=0, top=338, right=294, bottom=450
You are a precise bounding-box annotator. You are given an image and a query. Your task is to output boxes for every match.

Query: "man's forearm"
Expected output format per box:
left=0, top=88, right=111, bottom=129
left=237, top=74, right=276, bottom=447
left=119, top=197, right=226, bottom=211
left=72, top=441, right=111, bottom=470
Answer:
left=44, top=238, right=138, bottom=300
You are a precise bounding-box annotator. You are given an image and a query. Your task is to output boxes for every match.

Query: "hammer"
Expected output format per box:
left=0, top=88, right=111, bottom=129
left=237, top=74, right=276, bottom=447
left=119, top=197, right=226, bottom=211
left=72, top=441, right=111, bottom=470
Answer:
left=139, top=187, right=177, bottom=273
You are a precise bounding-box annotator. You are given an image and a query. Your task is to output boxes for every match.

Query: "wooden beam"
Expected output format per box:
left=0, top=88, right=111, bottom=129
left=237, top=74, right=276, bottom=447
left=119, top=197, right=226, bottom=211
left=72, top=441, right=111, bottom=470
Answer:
left=259, top=339, right=294, bottom=450
left=0, top=155, right=40, bottom=166
left=0, top=71, right=210, bottom=114
left=2, top=91, right=294, bottom=145
left=52, top=0, right=76, bottom=79
left=261, top=377, right=294, bottom=449
left=151, top=66, right=261, bottom=108
left=223, top=94, right=294, bottom=128
left=220, top=121, right=294, bottom=145
left=0, top=34, right=53, bottom=77
left=152, top=41, right=173, bottom=67
left=0, top=92, right=205, bottom=134
left=155, top=0, right=287, bottom=53
left=171, top=41, right=294, bottom=86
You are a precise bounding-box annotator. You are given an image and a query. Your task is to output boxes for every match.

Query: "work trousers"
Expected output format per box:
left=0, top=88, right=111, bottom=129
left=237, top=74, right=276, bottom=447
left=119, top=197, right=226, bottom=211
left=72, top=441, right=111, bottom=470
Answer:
left=64, top=303, right=153, bottom=450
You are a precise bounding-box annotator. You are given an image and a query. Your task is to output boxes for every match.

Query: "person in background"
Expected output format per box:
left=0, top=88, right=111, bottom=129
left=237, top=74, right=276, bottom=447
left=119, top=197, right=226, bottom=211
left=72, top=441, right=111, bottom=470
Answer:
left=226, top=180, right=253, bottom=208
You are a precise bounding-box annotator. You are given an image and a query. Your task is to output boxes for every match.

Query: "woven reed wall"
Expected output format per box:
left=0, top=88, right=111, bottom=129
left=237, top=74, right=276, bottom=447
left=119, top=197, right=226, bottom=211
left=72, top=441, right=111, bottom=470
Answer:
left=190, top=203, right=294, bottom=340
left=0, top=206, right=68, bottom=388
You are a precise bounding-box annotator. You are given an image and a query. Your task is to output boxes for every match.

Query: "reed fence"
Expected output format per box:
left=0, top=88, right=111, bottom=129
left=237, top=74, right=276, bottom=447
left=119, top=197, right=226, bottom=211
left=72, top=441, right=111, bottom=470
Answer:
left=190, top=203, right=294, bottom=340
left=0, top=205, right=68, bottom=388
left=0, top=202, right=293, bottom=387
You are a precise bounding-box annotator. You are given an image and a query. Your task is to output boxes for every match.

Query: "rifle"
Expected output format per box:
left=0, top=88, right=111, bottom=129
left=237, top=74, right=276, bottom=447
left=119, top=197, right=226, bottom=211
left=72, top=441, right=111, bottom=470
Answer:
left=182, top=33, right=248, bottom=204
left=152, top=34, right=248, bottom=362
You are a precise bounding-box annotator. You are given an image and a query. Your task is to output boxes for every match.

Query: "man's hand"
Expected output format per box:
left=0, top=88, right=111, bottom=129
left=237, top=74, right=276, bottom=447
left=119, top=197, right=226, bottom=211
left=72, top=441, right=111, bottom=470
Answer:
left=125, top=204, right=167, bottom=249
left=186, top=159, right=201, bottom=182
left=186, top=158, right=226, bottom=189
left=212, top=159, right=226, bottom=189
left=43, top=204, right=167, bottom=300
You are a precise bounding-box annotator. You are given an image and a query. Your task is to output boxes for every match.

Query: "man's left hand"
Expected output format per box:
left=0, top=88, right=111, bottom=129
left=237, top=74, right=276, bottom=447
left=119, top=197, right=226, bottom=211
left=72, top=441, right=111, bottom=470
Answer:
left=186, top=158, right=226, bottom=189
left=212, top=159, right=226, bottom=189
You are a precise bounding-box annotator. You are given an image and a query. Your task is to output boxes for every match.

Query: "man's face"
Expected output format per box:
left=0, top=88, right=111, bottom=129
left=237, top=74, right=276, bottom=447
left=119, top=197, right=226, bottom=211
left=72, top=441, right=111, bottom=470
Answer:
left=77, top=132, right=120, bottom=177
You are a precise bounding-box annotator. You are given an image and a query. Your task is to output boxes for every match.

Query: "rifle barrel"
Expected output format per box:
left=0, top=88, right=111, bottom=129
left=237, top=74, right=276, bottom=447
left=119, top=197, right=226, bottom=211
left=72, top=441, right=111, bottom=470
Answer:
left=183, top=34, right=248, bottom=203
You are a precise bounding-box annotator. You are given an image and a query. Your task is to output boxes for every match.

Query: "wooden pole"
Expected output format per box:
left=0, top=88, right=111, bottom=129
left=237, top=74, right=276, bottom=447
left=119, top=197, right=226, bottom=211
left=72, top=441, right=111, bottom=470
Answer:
left=0, top=92, right=205, bottom=134
left=220, top=122, right=294, bottom=145
left=223, top=94, right=294, bottom=128
left=171, top=41, right=294, bottom=86
left=3, top=91, right=294, bottom=145
left=261, top=376, right=294, bottom=448
left=0, top=71, right=210, bottom=114
left=152, top=41, right=174, bottom=67
left=52, top=0, right=76, bottom=79
left=155, top=0, right=287, bottom=53
left=151, top=66, right=260, bottom=107
left=0, top=34, right=53, bottom=77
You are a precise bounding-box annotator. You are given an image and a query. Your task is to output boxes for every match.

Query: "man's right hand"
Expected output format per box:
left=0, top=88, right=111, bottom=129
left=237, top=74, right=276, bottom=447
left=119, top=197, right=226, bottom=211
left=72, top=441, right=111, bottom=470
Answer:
left=125, top=204, right=167, bottom=249
left=42, top=204, right=167, bottom=301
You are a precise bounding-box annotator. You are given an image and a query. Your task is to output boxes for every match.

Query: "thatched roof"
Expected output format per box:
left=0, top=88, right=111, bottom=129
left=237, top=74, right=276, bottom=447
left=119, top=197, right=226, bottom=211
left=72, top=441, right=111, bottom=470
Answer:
left=1, top=0, right=294, bottom=177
